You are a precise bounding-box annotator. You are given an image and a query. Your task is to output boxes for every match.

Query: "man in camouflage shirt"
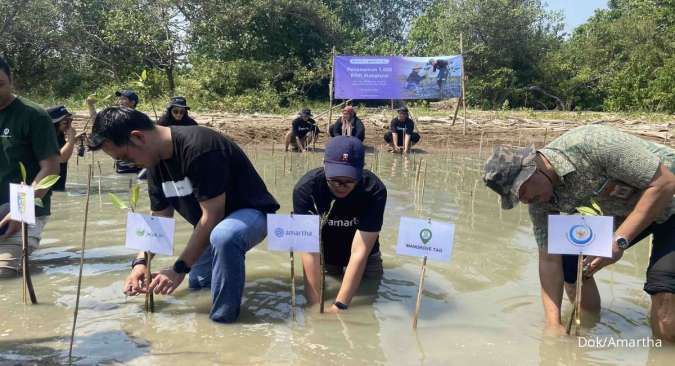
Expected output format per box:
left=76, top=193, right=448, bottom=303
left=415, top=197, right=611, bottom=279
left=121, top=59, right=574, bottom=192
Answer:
left=484, top=125, right=675, bottom=341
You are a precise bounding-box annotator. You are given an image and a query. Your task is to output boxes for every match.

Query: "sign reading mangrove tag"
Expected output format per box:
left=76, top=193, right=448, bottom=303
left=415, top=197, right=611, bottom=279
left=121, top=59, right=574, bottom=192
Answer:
left=125, top=212, right=175, bottom=255
left=9, top=183, right=35, bottom=224
left=267, top=214, right=320, bottom=253
left=547, top=215, right=613, bottom=258
left=396, top=217, right=454, bottom=261
left=334, top=55, right=463, bottom=100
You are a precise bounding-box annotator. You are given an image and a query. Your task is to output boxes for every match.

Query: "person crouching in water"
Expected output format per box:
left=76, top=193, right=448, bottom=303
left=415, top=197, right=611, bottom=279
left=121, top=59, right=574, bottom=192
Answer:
left=293, top=136, right=387, bottom=312
left=285, top=108, right=319, bottom=152
left=158, top=96, right=197, bottom=127
left=384, top=106, right=420, bottom=154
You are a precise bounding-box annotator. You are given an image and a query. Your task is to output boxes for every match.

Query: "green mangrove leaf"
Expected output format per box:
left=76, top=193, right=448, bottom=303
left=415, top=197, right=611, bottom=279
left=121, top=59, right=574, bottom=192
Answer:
left=591, top=199, right=603, bottom=215
left=35, top=175, right=61, bottom=190
left=130, top=184, right=140, bottom=210
left=575, top=206, right=598, bottom=216
left=109, top=193, right=129, bottom=210
left=18, top=162, right=27, bottom=183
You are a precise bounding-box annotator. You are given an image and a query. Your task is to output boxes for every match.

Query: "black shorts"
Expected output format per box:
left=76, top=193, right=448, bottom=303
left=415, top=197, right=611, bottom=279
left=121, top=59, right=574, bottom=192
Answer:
left=384, top=131, right=420, bottom=146
left=562, top=214, right=675, bottom=295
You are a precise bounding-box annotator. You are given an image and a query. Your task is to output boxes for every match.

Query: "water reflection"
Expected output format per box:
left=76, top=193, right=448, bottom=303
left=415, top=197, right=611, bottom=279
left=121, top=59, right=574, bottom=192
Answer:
left=0, top=149, right=669, bottom=365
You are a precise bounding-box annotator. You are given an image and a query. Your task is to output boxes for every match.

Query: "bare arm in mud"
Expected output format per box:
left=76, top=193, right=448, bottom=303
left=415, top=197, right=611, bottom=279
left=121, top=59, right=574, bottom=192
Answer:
left=148, top=193, right=226, bottom=295
left=403, top=133, right=412, bottom=154
left=123, top=206, right=174, bottom=295
left=332, top=231, right=379, bottom=311
left=301, top=230, right=378, bottom=310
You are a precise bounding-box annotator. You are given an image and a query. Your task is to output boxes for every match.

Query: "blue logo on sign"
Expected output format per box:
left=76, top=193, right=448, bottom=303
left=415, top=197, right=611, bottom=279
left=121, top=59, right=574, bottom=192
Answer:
left=567, top=224, right=594, bottom=247
left=274, top=228, right=285, bottom=238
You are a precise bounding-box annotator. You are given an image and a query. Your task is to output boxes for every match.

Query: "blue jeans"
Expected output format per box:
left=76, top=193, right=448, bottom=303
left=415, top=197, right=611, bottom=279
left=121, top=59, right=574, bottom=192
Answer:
left=188, top=208, right=267, bottom=323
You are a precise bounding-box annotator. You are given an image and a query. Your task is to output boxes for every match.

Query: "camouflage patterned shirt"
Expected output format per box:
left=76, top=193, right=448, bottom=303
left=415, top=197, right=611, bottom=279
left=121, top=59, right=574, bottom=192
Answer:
left=529, top=125, right=675, bottom=248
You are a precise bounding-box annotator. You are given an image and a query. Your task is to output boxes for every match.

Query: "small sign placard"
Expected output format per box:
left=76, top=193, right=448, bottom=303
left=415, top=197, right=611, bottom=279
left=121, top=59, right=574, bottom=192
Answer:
left=396, top=217, right=454, bottom=262
left=125, top=212, right=175, bottom=255
left=547, top=215, right=613, bottom=258
left=9, top=183, right=35, bottom=224
left=267, top=214, right=320, bottom=253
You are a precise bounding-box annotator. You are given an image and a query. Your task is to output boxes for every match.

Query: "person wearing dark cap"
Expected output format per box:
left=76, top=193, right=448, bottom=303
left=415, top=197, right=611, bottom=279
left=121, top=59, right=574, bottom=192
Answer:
left=329, top=106, right=365, bottom=142
left=483, top=125, right=675, bottom=341
left=293, top=136, right=387, bottom=313
left=158, top=96, right=198, bottom=127
left=284, top=108, right=319, bottom=152
left=115, top=90, right=139, bottom=109
left=384, top=106, right=420, bottom=154
left=46, top=106, right=85, bottom=191
left=0, top=55, right=60, bottom=277
left=87, top=106, right=280, bottom=323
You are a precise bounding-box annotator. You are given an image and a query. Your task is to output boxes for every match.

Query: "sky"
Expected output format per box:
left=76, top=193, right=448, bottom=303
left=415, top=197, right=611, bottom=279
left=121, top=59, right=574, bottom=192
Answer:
left=544, top=0, right=609, bottom=34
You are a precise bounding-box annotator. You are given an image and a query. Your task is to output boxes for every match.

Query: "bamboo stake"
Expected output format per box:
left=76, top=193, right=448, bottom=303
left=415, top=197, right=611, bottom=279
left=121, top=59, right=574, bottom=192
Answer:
left=327, top=47, right=336, bottom=136
left=412, top=256, right=428, bottom=329
left=419, top=160, right=428, bottom=208
left=68, top=164, right=93, bottom=363
left=290, top=251, right=296, bottom=321
left=574, top=255, right=583, bottom=335
left=317, top=201, right=335, bottom=314
left=451, top=98, right=461, bottom=126
left=144, top=251, right=154, bottom=312
left=478, top=131, right=485, bottom=159
left=319, top=239, right=326, bottom=314
left=460, top=33, right=467, bottom=136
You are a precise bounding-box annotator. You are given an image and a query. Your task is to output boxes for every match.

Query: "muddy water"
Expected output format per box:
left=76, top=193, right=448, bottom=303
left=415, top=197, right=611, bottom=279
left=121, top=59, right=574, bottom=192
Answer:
left=0, top=149, right=672, bottom=365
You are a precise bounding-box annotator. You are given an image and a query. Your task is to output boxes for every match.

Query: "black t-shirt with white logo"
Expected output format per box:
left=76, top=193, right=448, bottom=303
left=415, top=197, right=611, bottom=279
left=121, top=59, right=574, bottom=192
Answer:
left=389, top=117, right=415, bottom=146
left=291, top=117, right=317, bottom=138
left=148, top=126, right=280, bottom=225
left=293, top=168, right=387, bottom=266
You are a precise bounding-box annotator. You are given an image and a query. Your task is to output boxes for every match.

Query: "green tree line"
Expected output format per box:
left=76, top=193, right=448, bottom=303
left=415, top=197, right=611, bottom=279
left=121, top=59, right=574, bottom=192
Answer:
left=1, top=0, right=673, bottom=112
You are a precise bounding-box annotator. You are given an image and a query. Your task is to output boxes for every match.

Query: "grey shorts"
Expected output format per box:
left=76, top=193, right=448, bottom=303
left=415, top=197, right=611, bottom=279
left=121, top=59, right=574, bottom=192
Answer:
left=0, top=203, right=47, bottom=275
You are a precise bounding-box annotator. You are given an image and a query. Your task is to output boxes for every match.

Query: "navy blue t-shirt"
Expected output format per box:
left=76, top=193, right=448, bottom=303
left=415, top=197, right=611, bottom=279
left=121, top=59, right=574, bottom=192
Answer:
left=293, top=168, right=387, bottom=266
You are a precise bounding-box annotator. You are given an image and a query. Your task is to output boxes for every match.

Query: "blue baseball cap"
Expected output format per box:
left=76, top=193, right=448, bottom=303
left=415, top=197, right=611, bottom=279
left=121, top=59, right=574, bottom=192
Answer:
left=46, top=105, right=72, bottom=123
left=324, top=136, right=365, bottom=180
left=115, top=90, right=139, bottom=106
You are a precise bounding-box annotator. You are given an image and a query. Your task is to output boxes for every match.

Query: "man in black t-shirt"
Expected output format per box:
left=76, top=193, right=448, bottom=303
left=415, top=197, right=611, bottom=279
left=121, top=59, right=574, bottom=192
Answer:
left=88, top=107, right=280, bottom=323
left=293, top=136, right=387, bottom=313
left=384, top=106, right=420, bottom=154
left=284, top=108, right=319, bottom=152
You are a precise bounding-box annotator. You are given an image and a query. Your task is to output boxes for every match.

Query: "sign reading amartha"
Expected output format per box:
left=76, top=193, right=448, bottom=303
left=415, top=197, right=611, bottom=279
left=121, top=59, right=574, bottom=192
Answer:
left=267, top=214, right=320, bottom=253
left=396, top=217, right=455, bottom=262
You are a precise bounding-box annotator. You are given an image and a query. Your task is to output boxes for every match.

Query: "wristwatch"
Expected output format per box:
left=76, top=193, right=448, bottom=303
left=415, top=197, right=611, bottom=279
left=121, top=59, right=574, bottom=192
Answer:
left=173, top=259, right=191, bottom=274
left=334, top=301, right=348, bottom=310
left=131, top=257, right=147, bottom=269
left=615, top=235, right=631, bottom=250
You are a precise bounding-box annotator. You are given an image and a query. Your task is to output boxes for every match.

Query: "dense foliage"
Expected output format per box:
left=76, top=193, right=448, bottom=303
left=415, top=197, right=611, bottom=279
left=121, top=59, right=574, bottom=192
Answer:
left=1, top=0, right=672, bottom=112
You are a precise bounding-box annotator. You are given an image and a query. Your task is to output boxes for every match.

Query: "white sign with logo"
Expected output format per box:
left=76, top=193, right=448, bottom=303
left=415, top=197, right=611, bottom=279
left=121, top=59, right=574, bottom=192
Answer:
left=9, top=183, right=35, bottom=224
left=125, top=212, right=175, bottom=255
left=396, top=217, right=454, bottom=262
left=267, top=214, right=320, bottom=253
left=547, top=215, right=613, bottom=257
